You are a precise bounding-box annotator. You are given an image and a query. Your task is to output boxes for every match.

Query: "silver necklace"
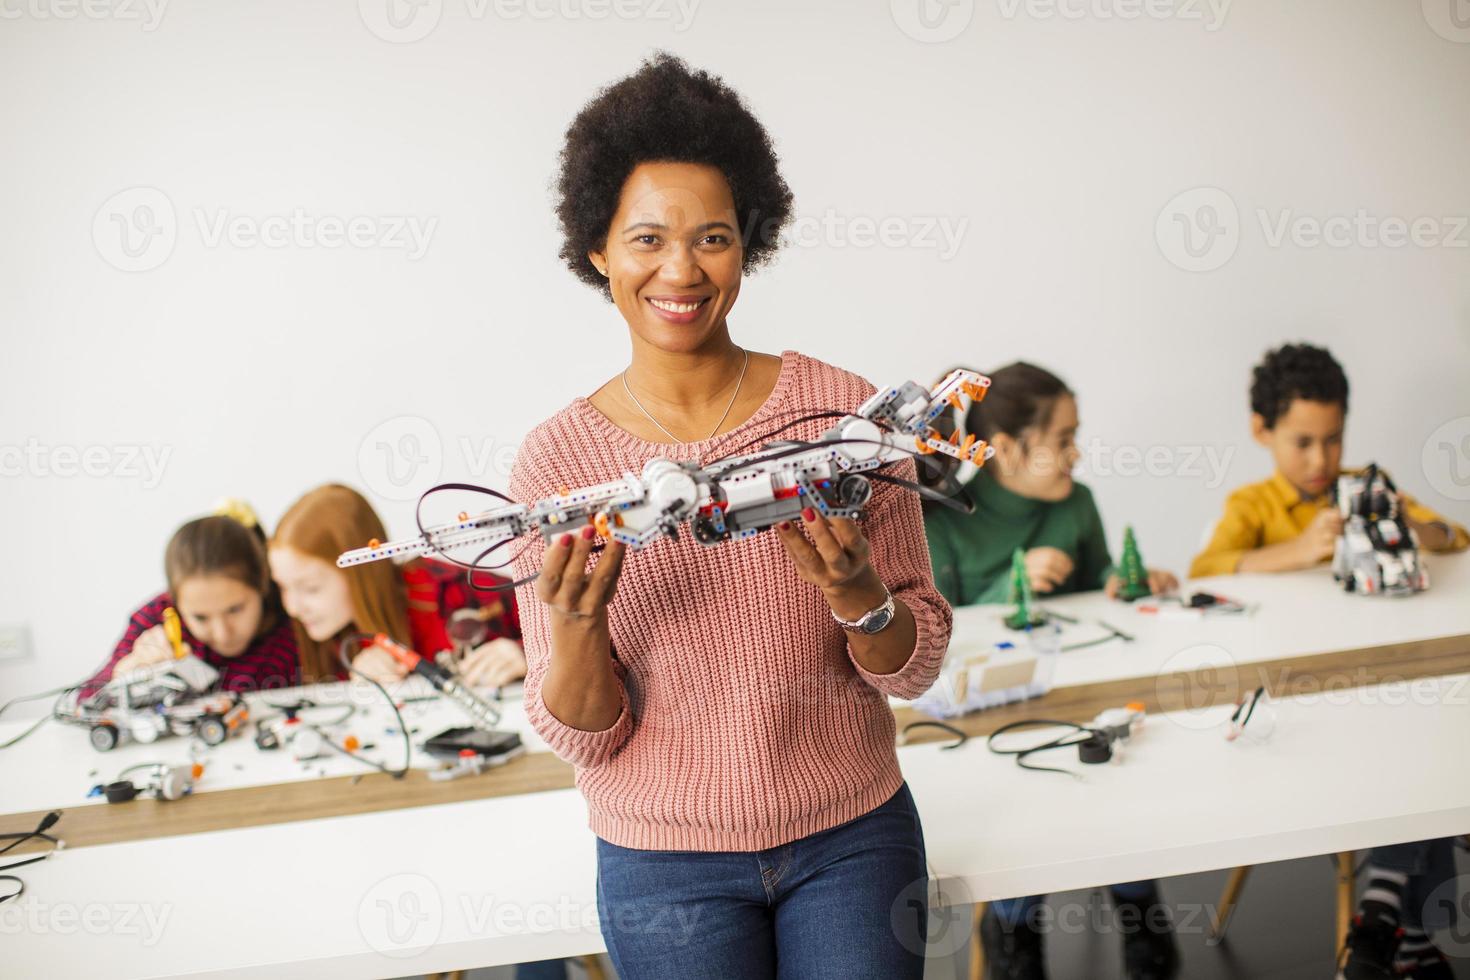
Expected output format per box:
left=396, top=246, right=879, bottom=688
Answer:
left=622, top=347, right=750, bottom=444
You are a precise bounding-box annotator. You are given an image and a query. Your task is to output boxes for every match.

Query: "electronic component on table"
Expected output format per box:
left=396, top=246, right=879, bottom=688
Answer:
left=912, top=627, right=1061, bottom=720
left=1135, top=591, right=1249, bottom=618
left=987, top=702, right=1147, bottom=775
left=89, top=762, right=204, bottom=803
left=423, top=727, right=524, bottom=782
left=422, top=725, right=522, bottom=760
left=1224, top=686, right=1275, bottom=743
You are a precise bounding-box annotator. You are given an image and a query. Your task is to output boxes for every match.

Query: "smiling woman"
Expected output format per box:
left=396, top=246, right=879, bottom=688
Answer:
left=507, top=52, right=953, bottom=980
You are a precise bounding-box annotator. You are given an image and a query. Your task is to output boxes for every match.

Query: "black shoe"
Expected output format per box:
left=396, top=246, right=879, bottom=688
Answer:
left=1337, top=912, right=1403, bottom=980
left=1401, top=947, right=1454, bottom=980
left=980, top=906, right=1047, bottom=980
left=1115, top=895, right=1180, bottom=980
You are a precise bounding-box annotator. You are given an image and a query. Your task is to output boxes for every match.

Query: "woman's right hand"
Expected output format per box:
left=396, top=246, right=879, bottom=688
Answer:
left=112, top=625, right=177, bottom=675
left=535, top=524, right=628, bottom=732
left=1024, top=546, right=1075, bottom=594
left=536, top=525, right=627, bottom=626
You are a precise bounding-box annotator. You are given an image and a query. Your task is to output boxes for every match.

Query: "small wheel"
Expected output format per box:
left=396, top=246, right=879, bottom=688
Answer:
left=692, top=514, right=725, bottom=547
left=89, top=725, right=119, bottom=752
left=836, top=474, right=871, bottom=509
left=196, top=715, right=228, bottom=746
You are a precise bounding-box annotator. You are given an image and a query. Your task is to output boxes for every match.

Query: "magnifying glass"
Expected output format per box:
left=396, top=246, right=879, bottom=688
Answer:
left=446, top=608, right=489, bottom=658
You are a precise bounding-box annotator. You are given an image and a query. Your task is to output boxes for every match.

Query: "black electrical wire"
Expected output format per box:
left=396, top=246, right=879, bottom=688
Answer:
left=900, top=720, right=969, bottom=750
left=410, top=483, right=545, bottom=594
left=987, top=719, right=1106, bottom=778
left=0, top=681, right=86, bottom=749
left=467, top=538, right=540, bottom=594
left=865, top=470, right=975, bottom=514
left=701, top=408, right=853, bottom=464
left=0, top=810, right=62, bottom=904
left=114, top=761, right=172, bottom=782
left=336, top=633, right=411, bottom=779
left=257, top=698, right=357, bottom=729
left=415, top=484, right=535, bottom=579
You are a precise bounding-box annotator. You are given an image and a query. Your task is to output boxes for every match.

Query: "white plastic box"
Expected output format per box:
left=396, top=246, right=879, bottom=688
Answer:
left=911, top=622, right=1061, bottom=719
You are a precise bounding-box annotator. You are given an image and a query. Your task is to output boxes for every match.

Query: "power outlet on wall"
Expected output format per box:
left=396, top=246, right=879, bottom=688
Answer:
left=0, top=625, right=33, bottom=662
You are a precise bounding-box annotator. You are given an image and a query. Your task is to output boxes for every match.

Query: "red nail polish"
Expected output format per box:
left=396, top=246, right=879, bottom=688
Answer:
left=777, top=521, right=791, bottom=531
left=560, top=535, right=573, bottom=548
left=581, top=525, right=595, bottom=540
left=802, top=507, right=816, bottom=522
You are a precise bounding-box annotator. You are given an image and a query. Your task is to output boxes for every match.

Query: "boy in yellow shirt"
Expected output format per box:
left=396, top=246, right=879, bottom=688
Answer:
left=1193, top=344, right=1466, bottom=980
left=1191, top=343, right=1467, bottom=579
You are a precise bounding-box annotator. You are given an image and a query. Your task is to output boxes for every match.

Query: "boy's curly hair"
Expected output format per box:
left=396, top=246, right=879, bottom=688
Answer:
left=1250, top=343, right=1349, bottom=428
left=552, top=51, right=795, bottom=301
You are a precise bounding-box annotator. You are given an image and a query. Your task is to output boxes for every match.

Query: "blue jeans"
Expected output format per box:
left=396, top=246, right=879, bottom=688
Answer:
left=991, top=880, right=1161, bottom=930
left=594, top=782, right=929, bottom=980
left=513, top=959, right=569, bottom=980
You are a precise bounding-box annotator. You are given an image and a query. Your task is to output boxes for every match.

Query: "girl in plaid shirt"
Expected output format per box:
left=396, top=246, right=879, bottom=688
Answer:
left=85, top=501, right=299, bottom=695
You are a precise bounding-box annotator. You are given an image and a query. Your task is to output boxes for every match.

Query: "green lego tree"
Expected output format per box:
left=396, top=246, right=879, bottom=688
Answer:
left=1004, top=547, right=1046, bottom=629
left=1116, top=524, right=1152, bottom=602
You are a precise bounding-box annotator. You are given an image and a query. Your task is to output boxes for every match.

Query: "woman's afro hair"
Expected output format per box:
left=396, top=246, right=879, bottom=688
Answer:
left=1250, top=343, right=1349, bottom=428
left=553, top=51, right=795, bottom=300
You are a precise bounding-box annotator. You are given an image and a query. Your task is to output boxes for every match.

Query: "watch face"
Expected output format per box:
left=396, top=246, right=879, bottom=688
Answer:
left=862, top=606, right=895, bottom=634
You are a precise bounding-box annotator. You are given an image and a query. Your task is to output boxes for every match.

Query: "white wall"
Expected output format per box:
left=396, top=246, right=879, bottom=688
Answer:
left=3, top=0, right=1468, bottom=696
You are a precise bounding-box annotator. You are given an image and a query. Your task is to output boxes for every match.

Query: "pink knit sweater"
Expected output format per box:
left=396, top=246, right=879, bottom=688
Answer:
left=508, top=350, right=952, bottom=851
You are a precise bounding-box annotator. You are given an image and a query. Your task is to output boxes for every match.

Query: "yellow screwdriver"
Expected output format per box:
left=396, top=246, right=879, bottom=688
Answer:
left=162, top=607, right=188, bottom=659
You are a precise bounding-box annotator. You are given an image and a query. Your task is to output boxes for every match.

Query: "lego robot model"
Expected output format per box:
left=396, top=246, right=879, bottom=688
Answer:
left=1331, top=463, right=1428, bottom=596
left=58, top=654, right=249, bottom=752
left=336, top=369, right=994, bottom=573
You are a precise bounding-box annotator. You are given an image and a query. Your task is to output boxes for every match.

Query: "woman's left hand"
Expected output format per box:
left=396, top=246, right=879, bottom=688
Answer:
left=774, top=506, right=886, bottom=617
left=458, top=637, right=528, bottom=689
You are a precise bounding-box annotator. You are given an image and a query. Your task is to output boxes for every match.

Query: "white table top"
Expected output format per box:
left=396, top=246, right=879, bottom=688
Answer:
left=7, top=671, right=1467, bottom=978
left=3, top=555, right=1466, bottom=819
left=0, top=678, right=544, bottom=818
left=940, top=551, right=1470, bottom=692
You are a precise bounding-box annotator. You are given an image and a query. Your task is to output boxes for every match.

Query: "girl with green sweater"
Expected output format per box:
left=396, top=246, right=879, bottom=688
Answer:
left=925, top=361, right=1177, bottom=607
left=922, top=362, right=1180, bottom=980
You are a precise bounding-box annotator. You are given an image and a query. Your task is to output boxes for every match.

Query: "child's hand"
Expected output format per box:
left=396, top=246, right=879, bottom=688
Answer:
left=1024, top=547, right=1074, bottom=594
left=1405, top=515, right=1453, bottom=551
left=1148, top=569, right=1180, bottom=595
left=1105, top=569, right=1180, bottom=598
left=1295, top=508, right=1344, bottom=566
left=352, top=642, right=410, bottom=686
left=112, top=625, right=176, bottom=675
left=458, top=637, right=527, bottom=688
